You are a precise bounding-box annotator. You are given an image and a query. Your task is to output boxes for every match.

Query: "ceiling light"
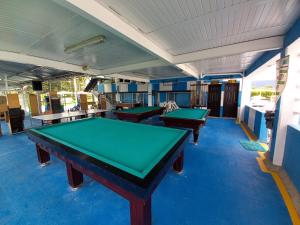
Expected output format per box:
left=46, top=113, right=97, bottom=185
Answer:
left=64, top=35, right=106, bottom=54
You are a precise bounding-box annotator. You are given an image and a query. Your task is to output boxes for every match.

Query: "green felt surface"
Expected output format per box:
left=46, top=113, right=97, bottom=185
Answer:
left=162, top=108, right=208, bottom=120
left=31, top=118, right=187, bottom=179
left=118, top=106, right=162, bottom=114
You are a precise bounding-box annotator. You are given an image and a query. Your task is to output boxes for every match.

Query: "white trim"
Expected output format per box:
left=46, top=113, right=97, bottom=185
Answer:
left=0, top=51, right=101, bottom=75
left=220, top=91, right=224, bottom=107
left=148, top=84, right=153, bottom=106
left=105, top=73, right=149, bottom=83
left=173, top=37, right=283, bottom=64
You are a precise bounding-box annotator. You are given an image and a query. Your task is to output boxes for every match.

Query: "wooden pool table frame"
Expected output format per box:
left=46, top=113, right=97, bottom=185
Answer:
left=115, top=102, right=141, bottom=110
left=27, top=127, right=190, bottom=225
left=161, top=109, right=210, bottom=143
left=114, top=107, right=165, bottom=122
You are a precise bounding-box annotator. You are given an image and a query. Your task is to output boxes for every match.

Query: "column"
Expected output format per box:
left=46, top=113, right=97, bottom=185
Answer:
left=148, top=83, right=153, bottom=107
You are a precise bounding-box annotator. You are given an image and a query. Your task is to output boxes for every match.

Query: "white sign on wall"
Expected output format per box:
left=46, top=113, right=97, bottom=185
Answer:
left=159, top=82, right=172, bottom=91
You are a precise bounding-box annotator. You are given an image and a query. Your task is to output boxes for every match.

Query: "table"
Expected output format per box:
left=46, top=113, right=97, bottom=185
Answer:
left=26, top=118, right=190, bottom=225
left=32, top=109, right=107, bottom=125
left=114, top=106, right=164, bottom=122
left=115, top=102, right=141, bottom=110
left=161, top=108, right=210, bottom=143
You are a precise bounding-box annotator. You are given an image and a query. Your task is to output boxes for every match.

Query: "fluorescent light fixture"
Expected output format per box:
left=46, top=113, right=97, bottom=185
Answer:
left=96, top=75, right=105, bottom=78
left=64, top=35, right=105, bottom=54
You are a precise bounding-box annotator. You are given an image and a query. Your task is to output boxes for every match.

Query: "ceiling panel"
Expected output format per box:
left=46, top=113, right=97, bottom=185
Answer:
left=0, top=0, right=158, bottom=72
left=130, top=66, right=186, bottom=79
left=97, top=0, right=300, bottom=56
left=187, top=51, right=263, bottom=74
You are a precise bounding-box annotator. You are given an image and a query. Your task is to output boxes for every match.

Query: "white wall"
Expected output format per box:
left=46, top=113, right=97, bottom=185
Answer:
left=273, top=38, right=300, bottom=165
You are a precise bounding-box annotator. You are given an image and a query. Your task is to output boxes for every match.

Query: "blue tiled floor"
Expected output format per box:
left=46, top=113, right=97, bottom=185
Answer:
left=0, top=118, right=291, bottom=225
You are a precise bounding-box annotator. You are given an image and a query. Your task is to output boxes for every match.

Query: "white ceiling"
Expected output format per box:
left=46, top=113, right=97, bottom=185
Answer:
left=95, top=0, right=300, bottom=74
left=8, top=0, right=156, bottom=68
left=187, top=51, right=263, bottom=74
left=0, top=0, right=162, bottom=85
left=0, top=0, right=299, bottom=87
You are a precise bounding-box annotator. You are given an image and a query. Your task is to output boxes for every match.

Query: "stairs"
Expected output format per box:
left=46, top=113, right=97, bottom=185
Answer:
left=84, top=78, right=99, bottom=92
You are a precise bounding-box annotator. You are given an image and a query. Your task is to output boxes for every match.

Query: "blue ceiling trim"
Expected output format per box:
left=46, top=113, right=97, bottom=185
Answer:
left=150, top=76, right=197, bottom=83
left=202, top=74, right=242, bottom=80
left=244, top=49, right=281, bottom=76
left=284, top=18, right=300, bottom=48
left=201, top=73, right=243, bottom=80
left=245, top=16, right=300, bottom=77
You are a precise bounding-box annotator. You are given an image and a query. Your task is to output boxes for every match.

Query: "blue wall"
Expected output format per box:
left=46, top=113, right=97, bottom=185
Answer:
left=283, top=125, right=300, bottom=193
left=254, top=111, right=268, bottom=142
left=175, top=93, right=191, bottom=107
left=245, top=17, right=300, bottom=160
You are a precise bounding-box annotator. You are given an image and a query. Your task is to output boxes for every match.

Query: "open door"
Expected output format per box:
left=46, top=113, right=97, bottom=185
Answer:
left=223, top=83, right=239, bottom=117
left=207, top=84, right=221, bottom=117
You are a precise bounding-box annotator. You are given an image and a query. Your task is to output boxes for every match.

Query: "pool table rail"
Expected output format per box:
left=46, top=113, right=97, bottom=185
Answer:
left=161, top=109, right=210, bottom=143
left=114, top=107, right=165, bottom=122
left=26, top=127, right=190, bottom=225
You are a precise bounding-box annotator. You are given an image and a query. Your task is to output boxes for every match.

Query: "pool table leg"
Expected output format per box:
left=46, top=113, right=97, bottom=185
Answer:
left=173, top=151, right=184, bottom=172
left=66, top=162, right=83, bottom=188
left=130, top=197, right=152, bottom=225
left=193, top=128, right=199, bottom=144
left=36, top=144, right=50, bottom=164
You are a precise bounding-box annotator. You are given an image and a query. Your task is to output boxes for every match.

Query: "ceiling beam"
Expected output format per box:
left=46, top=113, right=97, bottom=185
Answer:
left=173, top=36, right=283, bottom=64
left=175, top=64, right=199, bottom=78
left=56, top=0, right=199, bottom=78
left=100, top=59, right=169, bottom=75
left=105, top=73, right=149, bottom=83
left=58, top=0, right=173, bottom=61
left=57, top=1, right=284, bottom=78
left=0, top=51, right=101, bottom=75
left=0, top=51, right=173, bottom=81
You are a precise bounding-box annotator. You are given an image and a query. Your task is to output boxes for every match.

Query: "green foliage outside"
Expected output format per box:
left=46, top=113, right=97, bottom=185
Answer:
left=251, top=88, right=276, bottom=100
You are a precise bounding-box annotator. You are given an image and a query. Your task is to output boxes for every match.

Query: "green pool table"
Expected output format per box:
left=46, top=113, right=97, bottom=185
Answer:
left=26, top=118, right=189, bottom=225
left=114, top=106, right=164, bottom=122
left=161, top=108, right=210, bottom=143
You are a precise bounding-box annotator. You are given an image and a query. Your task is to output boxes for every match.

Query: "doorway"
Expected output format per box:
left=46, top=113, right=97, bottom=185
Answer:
left=207, top=84, right=221, bottom=117
left=223, top=83, right=239, bottom=117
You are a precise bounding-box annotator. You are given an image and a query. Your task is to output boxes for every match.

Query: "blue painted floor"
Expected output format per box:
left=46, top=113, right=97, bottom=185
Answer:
left=0, top=117, right=291, bottom=225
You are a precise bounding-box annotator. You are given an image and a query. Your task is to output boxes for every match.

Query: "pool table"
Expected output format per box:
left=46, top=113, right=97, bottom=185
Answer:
left=161, top=108, right=210, bottom=143
left=26, top=118, right=190, bottom=225
left=115, top=102, right=141, bottom=110
left=114, top=106, right=164, bottom=122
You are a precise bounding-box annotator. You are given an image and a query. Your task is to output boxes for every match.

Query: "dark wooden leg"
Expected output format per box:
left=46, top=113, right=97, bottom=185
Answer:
left=52, top=119, right=61, bottom=124
left=36, top=144, right=50, bottom=164
left=173, top=151, right=184, bottom=172
left=100, top=112, right=106, bottom=117
left=193, top=128, right=199, bottom=144
left=66, top=162, right=83, bottom=188
left=130, top=197, right=152, bottom=225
